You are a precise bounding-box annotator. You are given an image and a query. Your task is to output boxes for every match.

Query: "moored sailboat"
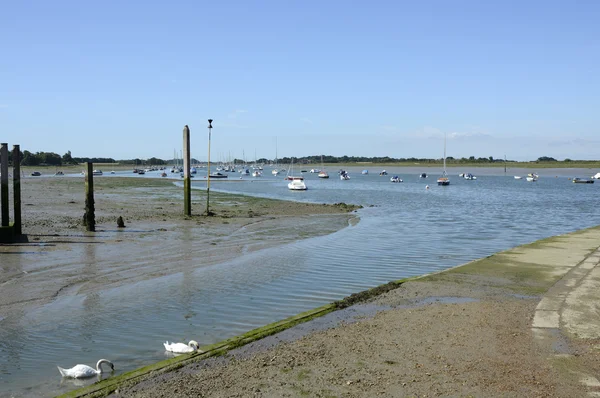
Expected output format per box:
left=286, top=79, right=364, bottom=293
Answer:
left=437, top=134, right=450, bottom=186
left=318, top=155, right=329, bottom=178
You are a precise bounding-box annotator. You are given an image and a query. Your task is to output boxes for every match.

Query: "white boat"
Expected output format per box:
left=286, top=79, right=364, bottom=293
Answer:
left=286, top=158, right=307, bottom=190
left=92, top=170, right=103, bottom=176
left=514, top=176, right=522, bottom=180
left=340, top=170, right=350, bottom=180
left=379, top=170, right=388, bottom=176
left=390, top=176, right=402, bottom=183
left=318, top=155, right=329, bottom=178
left=437, top=134, right=450, bottom=186
left=272, top=169, right=279, bottom=176
left=464, top=173, right=476, bottom=180
left=592, top=172, right=600, bottom=179
left=288, top=177, right=307, bottom=190
left=361, top=170, right=368, bottom=175
left=252, top=170, right=262, bottom=177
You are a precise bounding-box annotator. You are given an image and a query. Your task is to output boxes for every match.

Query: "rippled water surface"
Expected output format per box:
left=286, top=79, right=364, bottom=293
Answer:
left=1, top=167, right=599, bottom=397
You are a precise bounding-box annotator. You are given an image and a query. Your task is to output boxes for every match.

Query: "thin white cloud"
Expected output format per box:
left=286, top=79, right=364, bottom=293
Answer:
left=228, top=109, right=248, bottom=119
left=448, top=131, right=492, bottom=140
left=300, top=117, right=313, bottom=125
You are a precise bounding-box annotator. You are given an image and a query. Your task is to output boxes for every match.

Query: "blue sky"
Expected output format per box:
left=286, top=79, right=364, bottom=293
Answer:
left=1, top=0, right=599, bottom=161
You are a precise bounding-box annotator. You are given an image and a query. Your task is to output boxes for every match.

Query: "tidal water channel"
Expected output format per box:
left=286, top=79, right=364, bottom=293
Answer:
left=1, top=166, right=599, bottom=397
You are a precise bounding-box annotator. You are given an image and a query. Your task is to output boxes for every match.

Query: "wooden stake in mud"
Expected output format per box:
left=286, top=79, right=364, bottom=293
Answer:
left=83, top=162, right=95, bottom=231
left=0, top=143, right=8, bottom=227
left=183, top=125, right=191, bottom=216
left=206, top=119, right=213, bottom=216
left=13, top=145, right=21, bottom=235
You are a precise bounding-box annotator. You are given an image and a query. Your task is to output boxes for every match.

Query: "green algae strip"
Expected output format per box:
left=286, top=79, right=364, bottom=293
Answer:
left=57, top=225, right=600, bottom=397
left=57, top=304, right=338, bottom=398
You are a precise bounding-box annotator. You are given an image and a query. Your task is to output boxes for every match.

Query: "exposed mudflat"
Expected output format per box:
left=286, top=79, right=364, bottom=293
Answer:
left=0, top=176, right=359, bottom=320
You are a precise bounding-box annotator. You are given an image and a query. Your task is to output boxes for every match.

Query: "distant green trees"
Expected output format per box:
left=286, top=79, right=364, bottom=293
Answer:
left=537, top=156, right=557, bottom=162
left=2, top=149, right=587, bottom=167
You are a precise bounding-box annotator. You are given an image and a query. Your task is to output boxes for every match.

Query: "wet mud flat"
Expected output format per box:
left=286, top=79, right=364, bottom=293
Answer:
left=0, top=176, right=360, bottom=332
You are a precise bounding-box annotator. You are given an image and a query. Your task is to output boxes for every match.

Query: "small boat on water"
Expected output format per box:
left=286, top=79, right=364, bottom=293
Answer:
left=31, top=171, right=41, bottom=176
left=379, top=170, right=388, bottom=176
left=318, top=156, right=329, bottom=178
left=437, top=134, right=450, bottom=186
left=591, top=172, right=600, bottom=179
left=209, top=172, right=228, bottom=179
left=572, top=178, right=594, bottom=184
left=54, top=171, right=64, bottom=176
left=340, top=170, right=350, bottom=180
left=514, top=176, right=522, bottom=180
left=361, top=170, right=368, bottom=175
left=390, top=176, right=402, bottom=183
left=464, top=173, right=476, bottom=180
left=288, top=177, right=307, bottom=190
left=137, top=169, right=145, bottom=175
left=92, top=170, right=103, bottom=176
left=286, top=158, right=307, bottom=190
left=420, top=173, right=427, bottom=178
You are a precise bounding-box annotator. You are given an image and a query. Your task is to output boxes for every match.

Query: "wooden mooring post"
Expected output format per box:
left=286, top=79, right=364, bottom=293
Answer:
left=183, top=125, right=191, bottom=216
left=83, top=162, right=95, bottom=231
left=0, top=143, right=8, bottom=227
left=13, top=145, right=21, bottom=235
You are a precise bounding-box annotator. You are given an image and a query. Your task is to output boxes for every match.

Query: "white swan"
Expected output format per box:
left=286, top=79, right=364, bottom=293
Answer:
left=163, top=340, right=201, bottom=354
left=57, top=359, right=114, bottom=378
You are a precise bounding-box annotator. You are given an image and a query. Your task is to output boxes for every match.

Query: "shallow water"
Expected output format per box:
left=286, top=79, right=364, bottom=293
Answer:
left=1, top=167, right=600, bottom=397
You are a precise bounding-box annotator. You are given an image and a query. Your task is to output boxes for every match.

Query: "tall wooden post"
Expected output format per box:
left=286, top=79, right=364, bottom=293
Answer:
left=84, top=162, right=95, bottom=231
left=13, top=145, right=21, bottom=235
left=206, top=119, right=213, bottom=216
left=183, top=125, right=191, bottom=216
left=0, top=143, right=8, bottom=227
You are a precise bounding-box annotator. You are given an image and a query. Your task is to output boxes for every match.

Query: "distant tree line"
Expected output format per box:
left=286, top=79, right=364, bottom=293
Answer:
left=0, top=149, right=582, bottom=166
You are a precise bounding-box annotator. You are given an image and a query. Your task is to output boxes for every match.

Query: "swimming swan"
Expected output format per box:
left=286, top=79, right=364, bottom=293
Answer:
left=163, top=340, right=201, bottom=354
left=57, top=359, right=114, bottom=378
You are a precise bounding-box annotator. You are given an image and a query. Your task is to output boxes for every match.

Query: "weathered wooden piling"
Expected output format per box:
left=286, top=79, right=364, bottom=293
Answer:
left=183, top=125, right=191, bottom=216
left=12, top=145, right=21, bottom=235
left=83, top=162, right=95, bottom=231
left=0, top=143, right=8, bottom=227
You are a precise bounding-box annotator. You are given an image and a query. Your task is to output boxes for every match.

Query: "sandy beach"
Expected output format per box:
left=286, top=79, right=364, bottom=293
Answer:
left=3, top=175, right=600, bottom=397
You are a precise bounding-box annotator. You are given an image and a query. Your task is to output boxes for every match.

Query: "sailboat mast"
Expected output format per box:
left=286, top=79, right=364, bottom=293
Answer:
left=443, top=133, right=447, bottom=174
